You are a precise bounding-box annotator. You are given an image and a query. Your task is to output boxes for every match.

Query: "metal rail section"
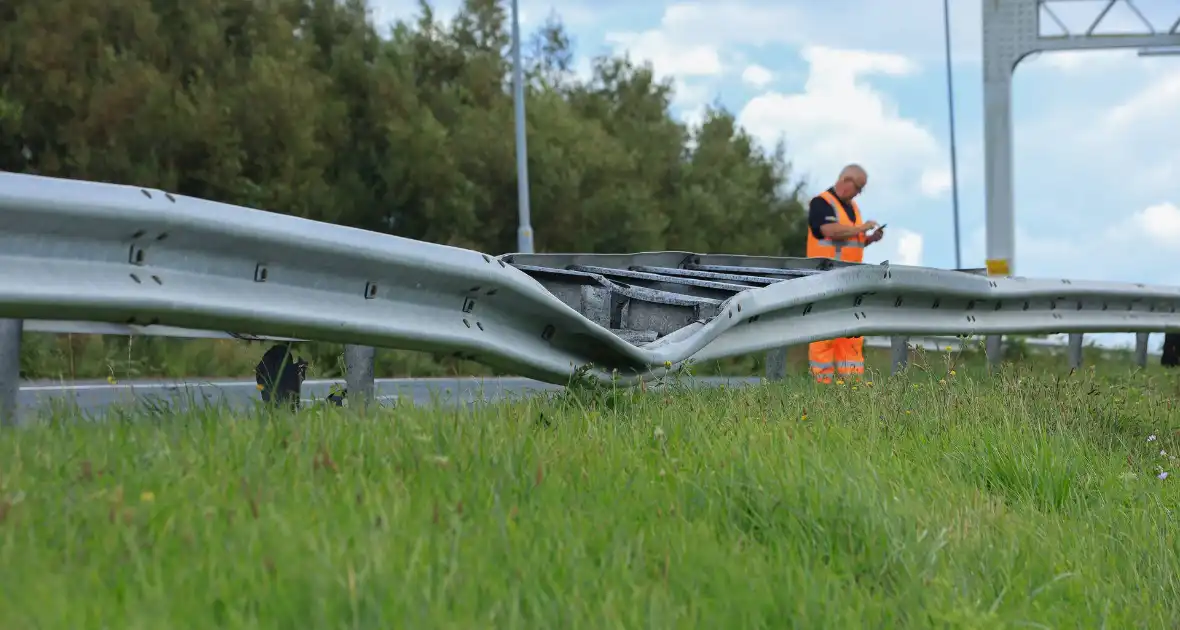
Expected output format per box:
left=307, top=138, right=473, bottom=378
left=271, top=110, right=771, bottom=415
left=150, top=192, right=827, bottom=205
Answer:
left=0, top=171, right=1177, bottom=406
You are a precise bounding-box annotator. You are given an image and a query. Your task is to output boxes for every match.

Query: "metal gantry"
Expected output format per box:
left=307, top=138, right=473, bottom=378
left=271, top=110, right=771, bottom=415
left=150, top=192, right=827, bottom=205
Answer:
left=981, top=0, right=1180, bottom=362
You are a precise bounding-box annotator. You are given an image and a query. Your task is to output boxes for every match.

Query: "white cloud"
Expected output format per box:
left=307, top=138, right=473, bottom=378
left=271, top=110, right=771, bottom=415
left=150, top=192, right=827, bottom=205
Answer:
left=1126, top=202, right=1180, bottom=249
left=1105, top=67, right=1180, bottom=130
left=1096, top=67, right=1180, bottom=199
left=600, top=2, right=800, bottom=108
left=919, top=167, right=952, bottom=197
left=737, top=46, right=948, bottom=206
left=893, top=229, right=925, bottom=266
left=1031, top=49, right=1144, bottom=74
left=741, top=64, right=773, bottom=88
left=603, top=29, right=723, bottom=78
left=605, top=0, right=980, bottom=65
left=640, top=2, right=806, bottom=49
left=863, top=227, right=923, bottom=266
left=1015, top=54, right=1180, bottom=185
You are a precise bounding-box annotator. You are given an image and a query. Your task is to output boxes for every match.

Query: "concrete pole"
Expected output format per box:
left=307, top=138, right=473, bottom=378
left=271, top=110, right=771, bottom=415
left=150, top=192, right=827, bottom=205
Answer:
left=890, top=336, right=909, bottom=375
left=1067, top=333, right=1083, bottom=370
left=344, top=344, right=375, bottom=409
left=0, top=319, right=22, bottom=427
left=1133, top=332, right=1149, bottom=368
left=765, top=347, right=787, bottom=381
left=986, top=336, right=1003, bottom=369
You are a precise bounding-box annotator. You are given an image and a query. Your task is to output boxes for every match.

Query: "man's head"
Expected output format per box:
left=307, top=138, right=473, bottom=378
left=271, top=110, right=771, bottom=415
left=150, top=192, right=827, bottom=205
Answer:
left=833, top=164, right=867, bottom=201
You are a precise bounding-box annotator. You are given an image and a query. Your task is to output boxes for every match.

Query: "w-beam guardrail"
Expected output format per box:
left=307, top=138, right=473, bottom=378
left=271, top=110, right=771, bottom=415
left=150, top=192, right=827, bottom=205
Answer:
left=0, top=172, right=1178, bottom=422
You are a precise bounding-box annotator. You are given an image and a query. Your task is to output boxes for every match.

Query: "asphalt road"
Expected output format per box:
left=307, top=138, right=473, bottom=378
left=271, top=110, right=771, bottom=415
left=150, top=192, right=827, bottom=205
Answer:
left=17, top=375, right=765, bottom=420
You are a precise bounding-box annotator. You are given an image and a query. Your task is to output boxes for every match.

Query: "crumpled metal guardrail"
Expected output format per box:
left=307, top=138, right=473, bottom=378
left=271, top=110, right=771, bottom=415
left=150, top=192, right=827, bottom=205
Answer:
left=1, top=171, right=1178, bottom=386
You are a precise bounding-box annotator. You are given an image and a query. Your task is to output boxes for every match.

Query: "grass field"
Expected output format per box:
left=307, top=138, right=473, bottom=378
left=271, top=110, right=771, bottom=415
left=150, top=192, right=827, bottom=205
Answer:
left=2, top=363, right=1179, bottom=628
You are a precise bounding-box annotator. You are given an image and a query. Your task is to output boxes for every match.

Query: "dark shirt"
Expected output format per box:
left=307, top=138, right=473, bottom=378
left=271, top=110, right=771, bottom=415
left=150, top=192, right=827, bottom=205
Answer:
left=808, top=187, right=858, bottom=240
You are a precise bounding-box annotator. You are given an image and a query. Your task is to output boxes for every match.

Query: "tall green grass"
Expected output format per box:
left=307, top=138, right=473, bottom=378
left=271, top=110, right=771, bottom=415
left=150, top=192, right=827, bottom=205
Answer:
left=1, top=363, right=1178, bottom=627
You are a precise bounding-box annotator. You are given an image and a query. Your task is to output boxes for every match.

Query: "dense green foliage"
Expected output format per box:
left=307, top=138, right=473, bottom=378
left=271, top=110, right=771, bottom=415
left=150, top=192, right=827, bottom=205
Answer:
left=0, top=0, right=807, bottom=255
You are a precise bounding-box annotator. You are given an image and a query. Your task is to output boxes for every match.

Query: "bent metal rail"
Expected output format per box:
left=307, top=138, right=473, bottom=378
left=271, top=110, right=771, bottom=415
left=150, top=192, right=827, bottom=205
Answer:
left=0, top=171, right=1177, bottom=388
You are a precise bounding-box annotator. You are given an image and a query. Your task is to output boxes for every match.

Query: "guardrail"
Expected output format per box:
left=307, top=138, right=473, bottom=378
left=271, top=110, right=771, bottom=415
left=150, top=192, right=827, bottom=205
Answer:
left=860, top=332, right=1160, bottom=376
left=863, top=333, right=1162, bottom=358
left=0, top=171, right=1177, bottom=424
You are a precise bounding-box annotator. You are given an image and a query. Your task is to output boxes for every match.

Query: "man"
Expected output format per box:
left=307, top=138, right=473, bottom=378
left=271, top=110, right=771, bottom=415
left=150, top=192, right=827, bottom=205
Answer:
left=256, top=342, right=309, bottom=411
left=805, top=164, right=885, bottom=383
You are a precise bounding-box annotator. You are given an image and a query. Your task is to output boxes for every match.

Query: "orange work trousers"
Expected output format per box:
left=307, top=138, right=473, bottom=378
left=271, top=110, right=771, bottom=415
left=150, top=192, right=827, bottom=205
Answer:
left=808, top=337, right=864, bottom=383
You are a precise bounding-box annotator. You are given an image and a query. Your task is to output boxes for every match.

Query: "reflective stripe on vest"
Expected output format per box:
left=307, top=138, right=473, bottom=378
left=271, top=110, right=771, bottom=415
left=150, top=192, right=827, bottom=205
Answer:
left=806, top=190, right=865, bottom=263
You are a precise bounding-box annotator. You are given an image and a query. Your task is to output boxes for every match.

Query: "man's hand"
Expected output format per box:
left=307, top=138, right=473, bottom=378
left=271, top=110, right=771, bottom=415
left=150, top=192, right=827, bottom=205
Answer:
left=866, top=227, right=885, bottom=244
left=860, top=220, right=879, bottom=233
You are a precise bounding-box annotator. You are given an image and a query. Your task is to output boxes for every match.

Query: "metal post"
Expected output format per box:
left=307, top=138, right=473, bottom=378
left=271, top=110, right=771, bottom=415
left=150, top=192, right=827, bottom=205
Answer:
left=344, top=344, right=375, bottom=409
left=982, top=3, right=1017, bottom=373
left=511, top=0, right=534, bottom=254
left=890, top=336, right=909, bottom=375
left=986, top=335, right=1003, bottom=369
left=1067, top=333, right=1083, bottom=370
left=942, top=0, right=963, bottom=270
left=765, top=347, right=787, bottom=381
left=0, top=319, right=22, bottom=426
left=1134, top=332, right=1149, bottom=368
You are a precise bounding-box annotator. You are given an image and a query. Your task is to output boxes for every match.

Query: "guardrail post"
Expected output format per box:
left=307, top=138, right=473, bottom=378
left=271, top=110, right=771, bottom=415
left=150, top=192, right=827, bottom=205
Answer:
left=759, top=349, right=788, bottom=382
left=890, top=336, right=909, bottom=375
left=1067, top=333, right=1083, bottom=370
left=0, top=319, right=22, bottom=427
left=986, top=335, right=1002, bottom=369
left=344, top=345, right=375, bottom=409
left=765, top=348, right=787, bottom=381
left=1134, top=332, right=1149, bottom=368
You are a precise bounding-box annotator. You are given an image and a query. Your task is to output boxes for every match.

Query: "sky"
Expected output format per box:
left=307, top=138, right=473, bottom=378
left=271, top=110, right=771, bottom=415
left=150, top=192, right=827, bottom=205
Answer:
left=371, top=0, right=1180, bottom=350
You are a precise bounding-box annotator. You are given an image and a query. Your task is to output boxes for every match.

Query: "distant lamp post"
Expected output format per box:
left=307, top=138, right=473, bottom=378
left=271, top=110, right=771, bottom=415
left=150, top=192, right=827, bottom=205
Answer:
left=511, top=0, right=534, bottom=254
left=942, top=0, right=963, bottom=269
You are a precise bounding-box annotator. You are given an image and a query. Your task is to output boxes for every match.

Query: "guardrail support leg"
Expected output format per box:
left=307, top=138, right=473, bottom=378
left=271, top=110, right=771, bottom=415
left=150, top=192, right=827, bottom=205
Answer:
left=0, top=319, right=22, bottom=427
left=344, top=345, right=375, bottom=409
left=1134, top=333, right=1149, bottom=368
left=1067, top=333, right=1083, bottom=370
left=986, top=335, right=1002, bottom=369
left=890, top=336, right=909, bottom=375
left=765, top=348, right=787, bottom=381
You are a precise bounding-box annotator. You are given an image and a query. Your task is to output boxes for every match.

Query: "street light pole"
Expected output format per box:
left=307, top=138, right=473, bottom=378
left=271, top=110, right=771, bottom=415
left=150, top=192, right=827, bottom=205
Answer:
left=942, top=0, right=963, bottom=269
left=511, top=0, right=534, bottom=254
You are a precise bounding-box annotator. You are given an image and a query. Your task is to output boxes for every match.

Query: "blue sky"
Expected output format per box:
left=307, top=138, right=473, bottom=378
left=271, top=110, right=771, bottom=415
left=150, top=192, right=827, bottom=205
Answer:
left=373, top=0, right=1180, bottom=350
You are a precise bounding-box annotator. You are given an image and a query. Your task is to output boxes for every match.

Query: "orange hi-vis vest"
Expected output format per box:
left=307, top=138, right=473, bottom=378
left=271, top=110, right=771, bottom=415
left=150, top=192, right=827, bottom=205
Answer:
left=806, top=190, right=865, bottom=263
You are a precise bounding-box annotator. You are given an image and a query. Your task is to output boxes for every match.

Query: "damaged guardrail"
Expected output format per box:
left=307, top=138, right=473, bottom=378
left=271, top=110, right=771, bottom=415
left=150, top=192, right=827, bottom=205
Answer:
left=0, top=171, right=1177, bottom=422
